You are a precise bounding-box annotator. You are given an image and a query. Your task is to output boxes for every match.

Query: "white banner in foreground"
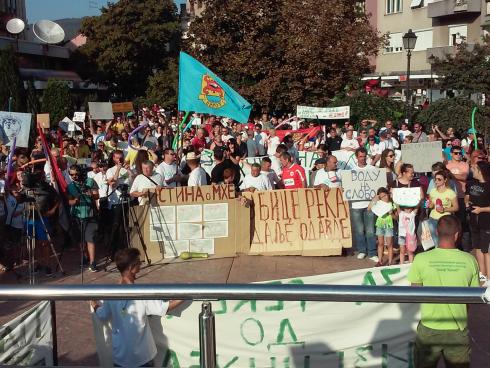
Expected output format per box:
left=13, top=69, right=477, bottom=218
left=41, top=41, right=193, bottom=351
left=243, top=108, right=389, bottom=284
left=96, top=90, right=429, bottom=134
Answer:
left=94, top=265, right=419, bottom=367
left=0, top=301, right=53, bottom=366
left=296, top=105, right=350, bottom=120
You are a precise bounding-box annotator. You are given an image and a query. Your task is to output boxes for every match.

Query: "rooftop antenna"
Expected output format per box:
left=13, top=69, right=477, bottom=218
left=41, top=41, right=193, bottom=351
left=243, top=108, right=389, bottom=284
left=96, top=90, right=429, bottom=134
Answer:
left=32, top=19, right=65, bottom=45
left=6, top=18, right=25, bottom=35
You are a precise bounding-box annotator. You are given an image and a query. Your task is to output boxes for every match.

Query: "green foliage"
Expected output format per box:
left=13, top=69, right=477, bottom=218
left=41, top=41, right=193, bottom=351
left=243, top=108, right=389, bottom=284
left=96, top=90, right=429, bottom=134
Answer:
left=415, top=97, right=490, bottom=133
left=41, top=80, right=73, bottom=126
left=432, top=37, right=490, bottom=96
left=186, top=0, right=384, bottom=112
left=329, top=93, right=405, bottom=126
left=145, top=58, right=178, bottom=108
left=79, top=0, right=181, bottom=99
left=25, top=80, right=40, bottom=116
left=0, top=46, right=25, bottom=112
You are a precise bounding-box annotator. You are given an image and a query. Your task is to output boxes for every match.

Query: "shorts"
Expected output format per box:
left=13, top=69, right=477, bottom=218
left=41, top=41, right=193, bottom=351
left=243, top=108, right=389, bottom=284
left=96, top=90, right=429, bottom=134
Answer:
left=376, top=227, right=393, bottom=237
left=26, top=218, right=52, bottom=241
left=72, top=219, right=98, bottom=244
left=469, top=224, right=490, bottom=253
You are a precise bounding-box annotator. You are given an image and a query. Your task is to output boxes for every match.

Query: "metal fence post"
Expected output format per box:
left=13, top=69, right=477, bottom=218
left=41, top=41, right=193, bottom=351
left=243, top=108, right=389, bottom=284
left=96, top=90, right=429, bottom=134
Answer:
left=199, top=302, right=216, bottom=368
left=50, top=300, right=58, bottom=366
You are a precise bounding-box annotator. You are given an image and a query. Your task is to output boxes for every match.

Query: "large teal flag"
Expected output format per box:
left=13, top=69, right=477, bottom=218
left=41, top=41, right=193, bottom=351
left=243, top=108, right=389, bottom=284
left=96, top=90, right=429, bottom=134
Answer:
left=178, top=52, right=252, bottom=124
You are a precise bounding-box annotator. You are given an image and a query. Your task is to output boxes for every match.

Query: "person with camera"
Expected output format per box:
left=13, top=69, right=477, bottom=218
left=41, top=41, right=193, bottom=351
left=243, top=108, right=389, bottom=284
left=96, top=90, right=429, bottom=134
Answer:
left=67, top=165, right=100, bottom=272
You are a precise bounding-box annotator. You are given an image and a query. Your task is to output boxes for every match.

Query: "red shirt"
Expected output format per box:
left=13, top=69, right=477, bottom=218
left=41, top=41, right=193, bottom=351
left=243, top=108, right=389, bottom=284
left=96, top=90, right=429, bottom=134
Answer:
left=282, top=163, right=306, bottom=189
left=192, top=136, right=206, bottom=152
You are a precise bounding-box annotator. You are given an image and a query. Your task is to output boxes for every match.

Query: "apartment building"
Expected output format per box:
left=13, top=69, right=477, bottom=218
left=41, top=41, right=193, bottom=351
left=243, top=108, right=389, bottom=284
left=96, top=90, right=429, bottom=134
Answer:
left=0, top=0, right=26, bottom=38
left=364, top=0, right=490, bottom=101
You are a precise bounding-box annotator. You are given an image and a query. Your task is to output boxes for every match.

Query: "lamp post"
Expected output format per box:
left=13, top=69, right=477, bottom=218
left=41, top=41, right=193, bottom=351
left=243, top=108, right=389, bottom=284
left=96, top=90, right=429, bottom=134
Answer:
left=428, top=54, right=436, bottom=104
left=403, top=29, right=417, bottom=123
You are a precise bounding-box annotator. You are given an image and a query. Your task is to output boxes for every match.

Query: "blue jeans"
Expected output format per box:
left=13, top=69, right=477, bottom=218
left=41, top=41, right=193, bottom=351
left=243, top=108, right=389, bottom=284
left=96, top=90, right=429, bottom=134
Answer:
left=350, top=207, right=377, bottom=256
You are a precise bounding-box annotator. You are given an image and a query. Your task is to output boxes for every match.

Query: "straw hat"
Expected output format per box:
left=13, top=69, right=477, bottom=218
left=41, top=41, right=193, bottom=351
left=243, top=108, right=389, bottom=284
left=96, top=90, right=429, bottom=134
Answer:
left=185, top=152, right=201, bottom=161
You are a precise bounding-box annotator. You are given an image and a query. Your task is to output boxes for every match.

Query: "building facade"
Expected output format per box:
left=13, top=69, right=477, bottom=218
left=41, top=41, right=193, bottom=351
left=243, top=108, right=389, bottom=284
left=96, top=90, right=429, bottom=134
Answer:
left=0, top=0, right=26, bottom=38
left=364, top=0, right=490, bottom=102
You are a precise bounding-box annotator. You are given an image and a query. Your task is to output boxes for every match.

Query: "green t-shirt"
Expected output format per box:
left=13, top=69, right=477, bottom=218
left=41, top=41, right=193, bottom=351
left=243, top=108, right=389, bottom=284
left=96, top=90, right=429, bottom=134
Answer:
left=375, top=202, right=396, bottom=229
left=407, top=248, right=479, bottom=331
left=68, top=178, right=98, bottom=219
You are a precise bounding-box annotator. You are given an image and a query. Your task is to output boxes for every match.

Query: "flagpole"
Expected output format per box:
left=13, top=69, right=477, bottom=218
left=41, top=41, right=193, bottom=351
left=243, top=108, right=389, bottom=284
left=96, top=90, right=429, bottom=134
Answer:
left=471, top=107, right=478, bottom=150
left=173, top=111, right=190, bottom=151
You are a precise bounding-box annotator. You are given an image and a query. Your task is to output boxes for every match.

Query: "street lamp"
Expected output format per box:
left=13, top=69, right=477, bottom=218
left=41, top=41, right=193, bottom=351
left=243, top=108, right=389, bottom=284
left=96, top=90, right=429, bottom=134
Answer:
left=428, top=54, right=436, bottom=104
left=403, top=29, right=417, bottom=123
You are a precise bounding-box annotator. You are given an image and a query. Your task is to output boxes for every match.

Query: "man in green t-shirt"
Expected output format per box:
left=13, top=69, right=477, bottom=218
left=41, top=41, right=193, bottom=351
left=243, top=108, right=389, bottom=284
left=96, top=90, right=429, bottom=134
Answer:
left=408, top=215, right=479, bottom=368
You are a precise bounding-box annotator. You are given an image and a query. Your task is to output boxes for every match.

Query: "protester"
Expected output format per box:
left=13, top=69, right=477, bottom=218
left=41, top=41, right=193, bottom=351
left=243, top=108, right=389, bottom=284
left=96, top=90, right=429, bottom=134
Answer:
left=408, top=215, right=479, bottom=368
left=313, top=155, right=341, bottom=189
left=129, top=161, right=163, bottom=205
left=368, top=187, right=395, bottom=266
left=186, top=152, right=208, bottom=187
left=279, top=152, right=306, bottom=189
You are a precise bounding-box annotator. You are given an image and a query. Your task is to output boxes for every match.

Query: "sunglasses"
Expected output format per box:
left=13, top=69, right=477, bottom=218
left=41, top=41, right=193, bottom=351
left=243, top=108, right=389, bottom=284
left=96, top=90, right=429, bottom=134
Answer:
left=452, top=152, right=462, bottom=155
left=435, top=177, right=444, bottom=182
left=387, top=154, right=394, bottom=158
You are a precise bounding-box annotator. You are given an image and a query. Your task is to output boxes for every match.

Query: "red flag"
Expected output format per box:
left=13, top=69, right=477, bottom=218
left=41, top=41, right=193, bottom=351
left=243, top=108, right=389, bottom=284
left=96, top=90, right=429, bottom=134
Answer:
left=275, top=126, right=321, bottom=142
left=37, top=126, right=68, bottom=195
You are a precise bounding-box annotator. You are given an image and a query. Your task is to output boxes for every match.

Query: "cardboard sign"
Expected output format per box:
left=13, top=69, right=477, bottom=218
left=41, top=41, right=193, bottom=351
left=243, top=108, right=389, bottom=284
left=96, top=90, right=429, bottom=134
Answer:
left=0, top=111, right=32, bottom=147
left=244, top=188, right=352, bottom=256
left=340, top=168, right=387, bottom=201
left=133, top=185, right=250, bottom=263
left=88, top=102, right=114, bottom=120
left=112, top=101, right=134, bottom=113
left=392, top=187, right=421, bottom=208
left=296, top=105, right=350, bottom=120
left=331, top=150, right=357, bottom=170
left=401, top=141, right=443, bottom=173
left=36, top=113, right=50, bottom=129
left=371, top=200, right=393, bottom=217
left=73, top=111, right=86, bottom=123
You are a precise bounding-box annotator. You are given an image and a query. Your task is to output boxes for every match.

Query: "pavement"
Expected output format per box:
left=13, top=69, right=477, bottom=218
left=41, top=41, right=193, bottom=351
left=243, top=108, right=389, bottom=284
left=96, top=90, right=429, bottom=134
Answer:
left=0, top=247, right=489, bottom=367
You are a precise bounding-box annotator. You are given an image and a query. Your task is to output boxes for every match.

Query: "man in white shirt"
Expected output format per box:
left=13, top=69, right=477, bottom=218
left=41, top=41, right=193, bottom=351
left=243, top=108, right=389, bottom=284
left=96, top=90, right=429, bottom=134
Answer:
left=156, top=148, right=181, bottom=188
left=130, top=161, right=163, bottom=205
left=186, top=152, right=208, bottom=187
left=242, top=163, right=272, bottom=192
left=266, top=129, right=281, bottom=156
left=314, top=155, right=341, bottom=189
left=398, top=122, right=412, bottom=142
left=340, top=129, right=360, bottom=151
left=253, top=124, right=268, bottom=156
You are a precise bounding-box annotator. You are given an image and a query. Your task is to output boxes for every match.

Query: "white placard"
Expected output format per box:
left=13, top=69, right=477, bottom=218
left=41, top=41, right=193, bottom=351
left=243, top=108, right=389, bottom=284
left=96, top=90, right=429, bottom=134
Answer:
left=150, top=206, right=176, bottom=225
left=189, top=238, right=215, bottom=254
left=177, top=205, right=203, bottom=223
left=88, top=102, right=114, bottom=120
left=370, top=200, right=393, bottom=218
left=73, top=111, right=86, bottom=123
left=392, top=187, right=422, bottom=208
left=0, top=111, right=32, bottom=148
left=296, top=105, right=350, bottom=120
left=340, top=168, right=387, bottom=201
left=203, top=221, right=229, bottom=238
left=203, top=203, right=228, bottom=221
left=401, top=141, right=443, bottom=173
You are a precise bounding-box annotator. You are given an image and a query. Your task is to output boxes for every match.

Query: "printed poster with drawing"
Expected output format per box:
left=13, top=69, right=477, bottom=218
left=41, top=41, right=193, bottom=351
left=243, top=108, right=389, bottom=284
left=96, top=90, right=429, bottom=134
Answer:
left=0, top=111, right=32, bottom=148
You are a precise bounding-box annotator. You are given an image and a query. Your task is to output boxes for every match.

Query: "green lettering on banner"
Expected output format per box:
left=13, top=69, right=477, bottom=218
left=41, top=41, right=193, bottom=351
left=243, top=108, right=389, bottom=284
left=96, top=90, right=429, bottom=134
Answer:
left=380, top=268, right=401, bottom=286
left=323, top=351, right=345, bottom=368
left=240, top=318, right=264, bottom=346
left=355, top=271, right=376, bottom=306
left=381, top=342, right=414, bottom=368
left=218, top=355, right=239, bottom=368
left=189, top=350, right=200, bottom=368
left=268, top=318, right=305, bottom=350
left=233, top=299, right=257, bottom=313
left=162, top=349, right=181, bottom=368
left=265, top=281, right=284, bottom=312
left=354, top=345, right=373, bottom=367
left=214, top=300, right=227, bottom=314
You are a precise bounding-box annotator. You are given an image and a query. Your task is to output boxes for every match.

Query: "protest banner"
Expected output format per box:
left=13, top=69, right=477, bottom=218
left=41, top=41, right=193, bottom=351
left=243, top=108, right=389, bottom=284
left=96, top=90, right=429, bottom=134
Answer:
left=244, top=188, right=351, bottom=256
left=0, top=301, right=53, bottom=366
left=112, top=101, right=134, bottom=113
left=132, top=185, right=250, bottom=263
left=93, top=265, right=418, bottom=368
left=340, top=168, right=387, bottom=202
left=393, top=187, right=422, bottom=208
left=36, top=113, right=50, bottom=129
left=296, top=105, right=350, bottom=120
left=0, top=111, right=32, bottom=148
left=275, top=126, right=321, bottom=142
left=88, top=102, right=114, bottom=120
left=401, top=141, right=443, bottom=173
left=73, top=111, right=86, bottom=123
left=331, top=150, right=356, bottom=170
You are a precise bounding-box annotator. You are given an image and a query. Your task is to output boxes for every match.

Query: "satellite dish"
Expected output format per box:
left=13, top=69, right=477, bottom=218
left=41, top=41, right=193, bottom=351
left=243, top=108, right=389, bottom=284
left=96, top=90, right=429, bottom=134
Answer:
left=33, top=20, right=65, bottom=44
left=6, top=18, right=25, bottom=35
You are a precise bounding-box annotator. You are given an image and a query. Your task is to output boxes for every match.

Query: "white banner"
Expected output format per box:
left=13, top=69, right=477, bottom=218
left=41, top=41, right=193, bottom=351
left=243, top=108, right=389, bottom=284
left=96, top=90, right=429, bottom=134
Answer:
left=0, top=111, right=32, bottom=148
left=296, top=105, right=350, bottom=120
left=94, top=265, right=419, bottom=367
left=340, top=168, right=387, bottom=201
left=73, top=111, right=86, bottom=123
left=401, top=141, right=443, bottom=173
left=89, top=102, right=114, bottom=120
left=0, top=301, right=53, bottom=366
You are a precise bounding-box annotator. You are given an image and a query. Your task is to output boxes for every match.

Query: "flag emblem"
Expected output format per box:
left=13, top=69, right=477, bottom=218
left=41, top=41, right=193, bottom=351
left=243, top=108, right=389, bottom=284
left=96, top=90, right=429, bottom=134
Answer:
left=198, top=74, right=226, bottom=109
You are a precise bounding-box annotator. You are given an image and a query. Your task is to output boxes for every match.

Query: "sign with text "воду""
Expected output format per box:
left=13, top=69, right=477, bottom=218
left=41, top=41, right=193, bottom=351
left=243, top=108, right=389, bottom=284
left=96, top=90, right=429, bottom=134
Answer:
left=340, top=168, right=387, bottom=202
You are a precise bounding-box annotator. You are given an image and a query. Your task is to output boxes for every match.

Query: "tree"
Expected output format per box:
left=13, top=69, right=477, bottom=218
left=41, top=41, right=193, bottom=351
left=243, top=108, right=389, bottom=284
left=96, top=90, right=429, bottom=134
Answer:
left=78, top=0, right=181, bottom=99
left=41, top=80, right=73, bottom=126
left=185, top=0, right=383, bottom=111
left=415, top=97, right=490, bottom=134
left=431, top=37, right=490, bottom=96
left=329, top=93, right=404, bottom=127
left=146, top=58, right=179, bottom=108
left=0, top=46, right=24, bottom=112
left=25, top=80, right=40, bottom=116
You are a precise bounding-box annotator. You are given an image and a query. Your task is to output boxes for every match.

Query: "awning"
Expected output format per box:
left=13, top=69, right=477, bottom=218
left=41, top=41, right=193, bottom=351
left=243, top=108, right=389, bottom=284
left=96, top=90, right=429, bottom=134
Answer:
left=19, top=68, right=82, bottom=82
left=362, top=74, right=439, bottom=81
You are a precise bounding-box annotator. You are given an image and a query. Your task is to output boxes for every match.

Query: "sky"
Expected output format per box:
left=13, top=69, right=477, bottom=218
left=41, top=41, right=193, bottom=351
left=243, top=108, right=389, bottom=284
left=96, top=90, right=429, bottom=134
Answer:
left=26, top=0, right=186, bottom=23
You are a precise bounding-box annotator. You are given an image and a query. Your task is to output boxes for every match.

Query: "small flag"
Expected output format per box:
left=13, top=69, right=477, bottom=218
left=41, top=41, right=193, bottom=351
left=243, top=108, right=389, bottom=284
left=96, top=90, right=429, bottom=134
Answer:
left=178, top=52, right=252, bottom=124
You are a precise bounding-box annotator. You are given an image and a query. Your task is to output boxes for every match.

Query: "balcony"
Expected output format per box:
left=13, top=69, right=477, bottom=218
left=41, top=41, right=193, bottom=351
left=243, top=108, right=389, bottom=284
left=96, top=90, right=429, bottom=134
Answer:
left=428, top=0, right=481, bottom=18
left=426, top=43, right=476, bottom=60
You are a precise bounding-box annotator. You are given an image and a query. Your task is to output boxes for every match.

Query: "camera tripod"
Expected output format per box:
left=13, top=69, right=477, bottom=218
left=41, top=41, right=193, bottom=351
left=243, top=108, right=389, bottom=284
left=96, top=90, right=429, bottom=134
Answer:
left=102, top=191, right=151, bottom=271
left=24, top=195, right=65, bottom=285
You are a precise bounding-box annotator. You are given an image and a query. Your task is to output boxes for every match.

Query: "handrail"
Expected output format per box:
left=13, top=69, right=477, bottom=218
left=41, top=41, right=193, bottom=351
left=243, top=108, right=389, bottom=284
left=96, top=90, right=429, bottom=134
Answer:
left=0, top=284, right=487, bottom=304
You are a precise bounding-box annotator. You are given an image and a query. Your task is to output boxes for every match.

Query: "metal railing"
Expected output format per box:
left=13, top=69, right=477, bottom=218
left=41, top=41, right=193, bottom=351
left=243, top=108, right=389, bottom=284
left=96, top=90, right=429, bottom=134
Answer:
left=1, top=284, right=488, bottom=368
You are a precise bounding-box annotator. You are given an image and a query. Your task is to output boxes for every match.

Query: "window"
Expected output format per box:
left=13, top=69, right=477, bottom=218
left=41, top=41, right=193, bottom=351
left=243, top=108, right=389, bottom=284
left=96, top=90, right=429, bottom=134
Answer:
left=449, top=25, right=467, bottom=45
left=384, top=32, right=403, bottom=53
left=413, top=29, right=433, bottom=51
left=386, top=0, right=403, bottom=14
